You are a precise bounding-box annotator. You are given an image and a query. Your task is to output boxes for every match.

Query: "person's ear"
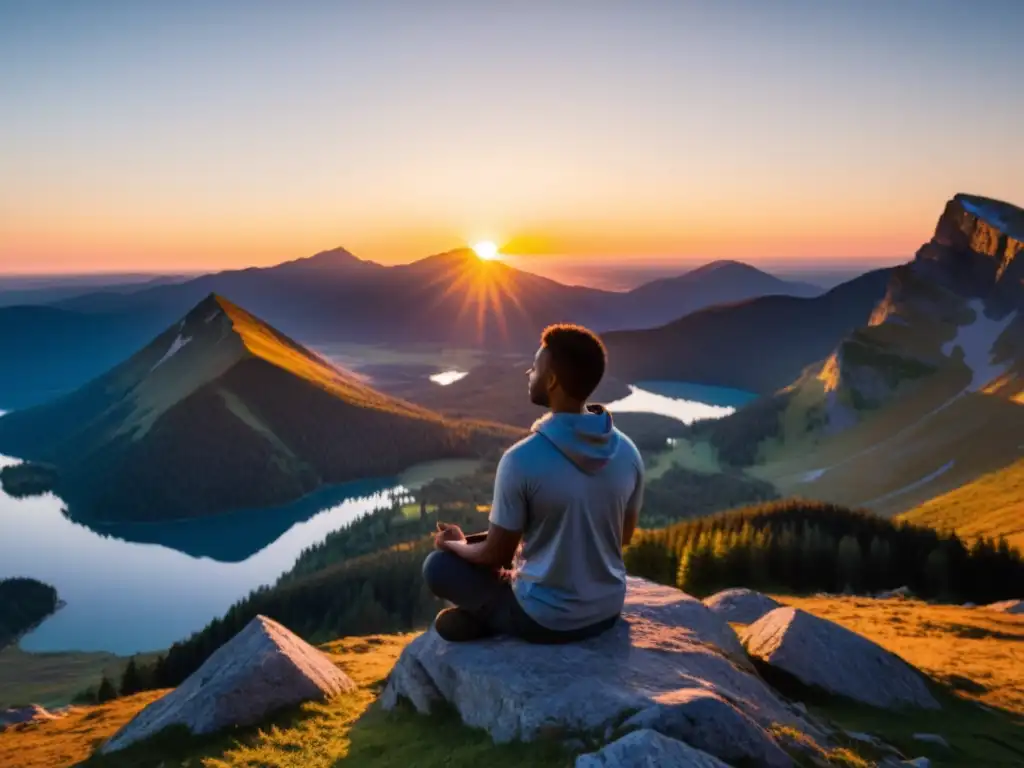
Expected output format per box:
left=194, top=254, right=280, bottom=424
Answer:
left=546, top=371, right=559, bottom=394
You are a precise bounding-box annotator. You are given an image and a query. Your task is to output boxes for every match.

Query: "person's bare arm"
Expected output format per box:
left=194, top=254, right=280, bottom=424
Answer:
left=623, top=507, right=639, bottom=548
left=442, top=522, right=521, bottom=568
left=622, top=461, right=645, bottom=548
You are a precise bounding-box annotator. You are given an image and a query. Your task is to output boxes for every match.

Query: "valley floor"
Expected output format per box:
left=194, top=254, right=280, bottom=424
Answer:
left=1, top=601, right=1022, bottom=767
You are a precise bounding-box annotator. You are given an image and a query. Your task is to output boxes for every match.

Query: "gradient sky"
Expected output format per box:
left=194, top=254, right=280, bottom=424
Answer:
left=2, top=0, right=1023, bottom=275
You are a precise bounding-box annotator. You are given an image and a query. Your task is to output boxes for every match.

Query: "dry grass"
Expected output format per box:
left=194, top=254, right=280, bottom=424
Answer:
left=780, top=595, right=1024, bottom=715
left=755, top=597, right=1024, bottom=766
left=899, top=457, right=1024, bottom=551
left=0, top=633, right=569, bottom=768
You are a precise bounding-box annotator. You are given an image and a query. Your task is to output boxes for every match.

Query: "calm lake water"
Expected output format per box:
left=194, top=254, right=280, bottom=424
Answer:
left=0, top=443, right=411, bottom=654
left=605, top=381, right=757, bottom=423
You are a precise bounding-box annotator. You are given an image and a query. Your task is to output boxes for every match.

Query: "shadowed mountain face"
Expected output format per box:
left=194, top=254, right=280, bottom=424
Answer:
left=0, top=295, right=515, bottom=522
left=603, top=268, right=893, bottom=394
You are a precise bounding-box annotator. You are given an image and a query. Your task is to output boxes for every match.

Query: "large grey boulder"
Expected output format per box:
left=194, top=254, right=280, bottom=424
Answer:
left=575, top=729, right=729, bottom=767
left=382, top=577, right=811, bottom=765
left=102, top=615, right=355, bottom=754
left=985, top=599, right=1024, bottom=614
left=703, top=588, right=781, bottom=624
left=742, top=607, right=940, bottom=710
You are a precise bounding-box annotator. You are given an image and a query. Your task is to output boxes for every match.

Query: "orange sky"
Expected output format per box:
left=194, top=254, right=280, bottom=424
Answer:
left=2, top=3, right=1022, bottom=275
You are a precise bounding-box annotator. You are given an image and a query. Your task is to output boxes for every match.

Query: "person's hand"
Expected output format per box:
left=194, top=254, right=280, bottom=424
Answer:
left=434, top=522, right=465, bottom=550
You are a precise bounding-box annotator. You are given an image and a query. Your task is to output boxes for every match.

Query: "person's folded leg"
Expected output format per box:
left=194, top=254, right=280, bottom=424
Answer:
left=422, top=550, right=620, bottom=644
left=422, top=550, right=511, bottom=641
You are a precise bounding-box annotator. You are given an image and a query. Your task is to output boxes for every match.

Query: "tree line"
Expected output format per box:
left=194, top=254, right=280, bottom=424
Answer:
left=624, top=499, right=1024, bottom=603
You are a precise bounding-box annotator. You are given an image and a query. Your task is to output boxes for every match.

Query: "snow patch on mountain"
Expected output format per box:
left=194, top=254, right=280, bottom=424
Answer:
left=151, top=334, right=192, bottom=371
left=942, top=301, right=1018, bottom=392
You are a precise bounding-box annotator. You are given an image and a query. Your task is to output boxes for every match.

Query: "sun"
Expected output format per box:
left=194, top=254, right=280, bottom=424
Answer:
left=472, top=241, right=500, bottom=261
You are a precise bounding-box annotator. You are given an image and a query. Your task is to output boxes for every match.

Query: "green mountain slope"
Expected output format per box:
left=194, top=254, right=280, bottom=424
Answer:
left=0, top=295, right=515, bottom=522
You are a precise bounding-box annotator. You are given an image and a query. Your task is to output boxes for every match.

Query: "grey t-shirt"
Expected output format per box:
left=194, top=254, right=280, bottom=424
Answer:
left=488, top=407, right=644, bottom=631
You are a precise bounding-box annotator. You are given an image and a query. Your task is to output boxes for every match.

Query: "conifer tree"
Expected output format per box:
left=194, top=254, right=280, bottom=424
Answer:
left=119, top=658, right=141, bottom=696
left=837, top=535, right=863, bottom=593
left=97, top=675, right=117, bottom=703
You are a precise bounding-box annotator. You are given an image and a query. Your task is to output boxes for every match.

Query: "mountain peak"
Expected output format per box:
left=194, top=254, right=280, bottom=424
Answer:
left=272, top=247, right=373, bottom=273
left=688, top=259, right=761, bottom=276
left=951, top=193, right=1024, bottom=240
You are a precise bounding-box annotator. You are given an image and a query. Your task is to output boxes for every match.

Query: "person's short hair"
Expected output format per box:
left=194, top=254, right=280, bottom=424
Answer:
left=540, top=324, right=607, bottom=401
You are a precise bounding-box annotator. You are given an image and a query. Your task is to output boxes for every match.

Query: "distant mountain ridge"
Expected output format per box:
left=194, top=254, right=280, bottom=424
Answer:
left=0, top=252, right=829, bottom=409
left=0, top=295, right=514, bottom=522
left=603, top=268, right=892, bottom=394
left=51, top=250, right=822, bottom=346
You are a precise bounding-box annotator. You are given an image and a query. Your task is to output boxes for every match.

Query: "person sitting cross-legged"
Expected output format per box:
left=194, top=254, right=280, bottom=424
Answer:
left=422, top=323, right=645, bottom=643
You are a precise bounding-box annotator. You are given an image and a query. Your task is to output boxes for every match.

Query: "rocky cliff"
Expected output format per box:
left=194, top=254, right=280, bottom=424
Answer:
left=816, top=193, right=1024, bottom=421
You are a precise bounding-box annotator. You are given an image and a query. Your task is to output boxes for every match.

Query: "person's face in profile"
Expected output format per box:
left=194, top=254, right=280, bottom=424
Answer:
left=528, top=346, right=554, bottom=407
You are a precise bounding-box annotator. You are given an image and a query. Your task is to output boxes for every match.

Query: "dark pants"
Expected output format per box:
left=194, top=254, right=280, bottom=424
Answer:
left=422, top=549, right=618, bottom=644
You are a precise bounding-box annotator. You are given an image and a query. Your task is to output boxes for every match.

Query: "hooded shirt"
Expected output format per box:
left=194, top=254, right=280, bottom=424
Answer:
left=488, top=404, right=645, bottom=631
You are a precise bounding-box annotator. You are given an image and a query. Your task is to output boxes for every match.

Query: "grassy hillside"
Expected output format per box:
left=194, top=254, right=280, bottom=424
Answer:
left=0, top=295, right=517, bottom=521
left=898, top=458, right=1024, bottom=550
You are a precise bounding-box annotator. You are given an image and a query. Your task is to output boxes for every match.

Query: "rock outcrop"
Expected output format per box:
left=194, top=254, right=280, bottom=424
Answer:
left=703, top=588, right=781, bottom=624
left=742, top=607, right=940, bottom=710
left=984, top=599, right=1024, bottom=614
left=574, top=729, right=729, bottom=768
left=102, top=615, right=354, bottom=754
left=382, top=577, right=815, bottom=766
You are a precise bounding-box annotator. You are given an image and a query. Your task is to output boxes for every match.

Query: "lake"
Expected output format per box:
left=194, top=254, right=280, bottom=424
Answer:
left=0, top=444, right=414, bottom=655
left=0, top=377, right=753, bottom=655
left=605, top=381, right=757, bottom=424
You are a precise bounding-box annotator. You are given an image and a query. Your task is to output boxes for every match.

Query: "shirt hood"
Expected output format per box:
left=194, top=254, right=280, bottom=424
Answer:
left=531, top=404, right=620, bottom=474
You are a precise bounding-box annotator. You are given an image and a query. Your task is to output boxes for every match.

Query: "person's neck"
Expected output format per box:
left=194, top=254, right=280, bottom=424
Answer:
left=549, top=400, right=587, bottom=415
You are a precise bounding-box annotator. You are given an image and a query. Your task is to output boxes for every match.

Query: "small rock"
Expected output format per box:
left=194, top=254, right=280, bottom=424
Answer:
left=984, top=599, right=1024, bottom=614
left=903, top=759, right=931, bottom=768
left=913, top=733, right=950, bottom=748
left=703, top=588, right=781, bottom=625
left=623, top=689, right=792, bottom=767
left=791, top=701, right=808, bottom=715
left=102, top=615, right=355, bottom=754
left=742, top=607, right=940, bottom=710
left=877, top=586, right=914, bottom=600
left=844, top=730, right=880, bottom=745
left=0, top=704, right=59, bottom=730
left=575, top=729, right=729, bottom=767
